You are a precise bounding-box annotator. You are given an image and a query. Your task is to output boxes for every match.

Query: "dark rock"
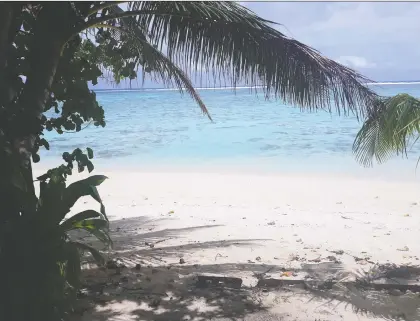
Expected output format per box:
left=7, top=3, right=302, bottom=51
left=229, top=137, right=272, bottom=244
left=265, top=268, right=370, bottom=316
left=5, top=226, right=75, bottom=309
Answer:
left=106, top=260, right=118, bottom=269
left=149, top=298, right=161, bottom=308
left=196, top=275, right=242, bottom=289
left=326, top=255, right=340, bottom=263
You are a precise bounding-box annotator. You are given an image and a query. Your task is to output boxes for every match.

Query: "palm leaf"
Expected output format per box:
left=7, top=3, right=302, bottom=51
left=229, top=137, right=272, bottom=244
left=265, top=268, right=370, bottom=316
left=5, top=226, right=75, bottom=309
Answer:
left=353, top=94, right=420, bottom=167
left=93, top=17, right=212, bottom=119
left=81, top=1, right=377, bottom=117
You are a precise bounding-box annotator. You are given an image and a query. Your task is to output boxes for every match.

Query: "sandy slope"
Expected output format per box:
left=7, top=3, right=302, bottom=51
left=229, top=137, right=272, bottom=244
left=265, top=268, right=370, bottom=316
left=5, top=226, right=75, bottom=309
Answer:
left=34, top=166, right=420, bottom=320
left=62, top=168, right=420, bottom=271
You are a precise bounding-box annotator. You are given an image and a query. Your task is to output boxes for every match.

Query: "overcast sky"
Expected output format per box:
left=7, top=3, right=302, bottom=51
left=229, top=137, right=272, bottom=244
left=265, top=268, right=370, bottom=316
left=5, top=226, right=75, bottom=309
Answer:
left=243, top=1, right=420, bottom=82
left=96, top=2, right=420, bottom=89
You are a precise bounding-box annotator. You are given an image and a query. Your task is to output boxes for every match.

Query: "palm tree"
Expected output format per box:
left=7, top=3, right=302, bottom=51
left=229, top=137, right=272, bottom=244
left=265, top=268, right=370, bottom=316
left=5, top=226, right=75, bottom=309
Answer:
left=1, top=1, right=378, bottom=174
left=353, top=94, right=420, bottom=167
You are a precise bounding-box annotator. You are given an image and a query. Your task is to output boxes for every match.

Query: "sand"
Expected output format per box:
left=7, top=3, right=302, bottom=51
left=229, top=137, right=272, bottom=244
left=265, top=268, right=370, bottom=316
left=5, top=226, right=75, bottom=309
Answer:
left=33, top=165, right=420, bottom=320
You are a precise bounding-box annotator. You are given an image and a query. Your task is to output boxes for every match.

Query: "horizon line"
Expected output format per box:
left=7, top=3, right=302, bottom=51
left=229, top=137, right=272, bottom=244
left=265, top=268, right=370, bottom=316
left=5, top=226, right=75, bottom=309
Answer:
left=93, top=81, right=420, bottom=92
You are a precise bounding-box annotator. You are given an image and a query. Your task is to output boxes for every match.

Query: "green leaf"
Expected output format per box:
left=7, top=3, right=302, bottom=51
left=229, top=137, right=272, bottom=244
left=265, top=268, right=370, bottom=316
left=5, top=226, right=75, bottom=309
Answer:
left=69, top=241, right=106, bottom=266
left=62, top=152, right=71, bottom=162
left=87, top=161, right=94, bottom=173
left=63, top=175, right=108, bottom=209
left=72, top=218, right=109, bottom=230
left=60, top=210, right=104, bottom=232
left=32, top=153, right=40, bottom=163
left=83, top=175, right=108, bottom=186
left=100, top=203, right=107, bottom=218
left=90, top=185, right=102, bottom=204
left=89, top=228, right=113, bottom=248
left=87, top=147, right=94, bottom=159
left=90, top=185, right=109, bottom=221
left=40, top=138, right=50, bottom=150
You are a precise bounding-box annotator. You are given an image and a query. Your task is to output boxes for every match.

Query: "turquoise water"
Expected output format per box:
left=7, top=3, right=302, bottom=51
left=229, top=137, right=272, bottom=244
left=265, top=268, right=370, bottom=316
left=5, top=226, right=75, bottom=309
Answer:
left=40, top=83, right=420, bottom=176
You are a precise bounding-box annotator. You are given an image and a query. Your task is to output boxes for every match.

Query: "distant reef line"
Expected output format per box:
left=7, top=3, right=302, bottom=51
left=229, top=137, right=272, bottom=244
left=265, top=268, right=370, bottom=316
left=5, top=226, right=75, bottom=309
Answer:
left=94, top=81, right=420, bottom=92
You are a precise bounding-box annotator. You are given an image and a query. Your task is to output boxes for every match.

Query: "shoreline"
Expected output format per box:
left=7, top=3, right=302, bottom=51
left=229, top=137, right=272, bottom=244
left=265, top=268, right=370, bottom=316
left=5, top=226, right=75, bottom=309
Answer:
left=34, top=155, right=420, bottom=184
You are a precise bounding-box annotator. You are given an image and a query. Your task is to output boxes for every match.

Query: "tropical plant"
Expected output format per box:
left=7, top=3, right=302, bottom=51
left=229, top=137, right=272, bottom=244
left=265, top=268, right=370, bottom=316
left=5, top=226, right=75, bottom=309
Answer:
left=0, top=162, right=110, bottom=321
left=0, top=1, right=378, bottom=320
left=353, top=94, right=420, bottom=167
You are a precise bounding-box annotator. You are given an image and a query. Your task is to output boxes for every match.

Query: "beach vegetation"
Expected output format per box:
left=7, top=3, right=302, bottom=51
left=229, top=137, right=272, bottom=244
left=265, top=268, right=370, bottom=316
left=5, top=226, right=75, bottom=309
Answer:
left=0, top=168, right=111, bottom=320
left=353, top=94, right=420, bottom=167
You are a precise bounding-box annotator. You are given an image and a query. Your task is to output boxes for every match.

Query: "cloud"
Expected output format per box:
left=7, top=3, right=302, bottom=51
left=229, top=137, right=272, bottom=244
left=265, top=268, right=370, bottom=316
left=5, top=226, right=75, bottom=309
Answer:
left=241, top=2, right=420, bottom=81
left=335, top=56, right=376, bottom=69
left=95, top=2, right=420, bottom=88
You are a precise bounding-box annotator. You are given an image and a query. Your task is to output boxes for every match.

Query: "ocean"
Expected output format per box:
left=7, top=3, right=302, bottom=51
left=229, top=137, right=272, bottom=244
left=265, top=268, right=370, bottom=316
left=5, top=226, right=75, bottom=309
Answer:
left=39, top=83, right=420, bottom=179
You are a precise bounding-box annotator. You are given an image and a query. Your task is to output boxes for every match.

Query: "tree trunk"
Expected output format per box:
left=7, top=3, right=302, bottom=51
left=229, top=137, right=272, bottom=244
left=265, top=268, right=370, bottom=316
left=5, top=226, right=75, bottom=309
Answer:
left=14, top=37, right=63, bottom=210
left=14, top=5, right=67, bottom=208
left=1, top=5, right=68, bottom=319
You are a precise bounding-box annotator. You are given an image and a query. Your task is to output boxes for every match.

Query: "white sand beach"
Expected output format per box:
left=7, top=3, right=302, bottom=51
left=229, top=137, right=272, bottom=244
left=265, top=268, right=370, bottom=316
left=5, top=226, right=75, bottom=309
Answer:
left=35, top=165, right=420, bottom=320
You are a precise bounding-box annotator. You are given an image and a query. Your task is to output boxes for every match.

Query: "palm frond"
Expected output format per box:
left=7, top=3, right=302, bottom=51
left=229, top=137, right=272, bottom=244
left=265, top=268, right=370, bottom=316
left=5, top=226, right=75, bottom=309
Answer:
left=353, top=94, right=420, bottom=167
left=102, top=6, right=212, bottom=119
left=82, top=1, right=377, bottom=117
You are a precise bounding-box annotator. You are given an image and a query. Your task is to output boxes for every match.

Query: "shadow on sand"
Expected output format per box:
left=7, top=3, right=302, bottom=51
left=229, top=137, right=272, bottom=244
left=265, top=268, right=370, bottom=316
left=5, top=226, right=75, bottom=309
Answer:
left=70, top=216, right=420, bottom=321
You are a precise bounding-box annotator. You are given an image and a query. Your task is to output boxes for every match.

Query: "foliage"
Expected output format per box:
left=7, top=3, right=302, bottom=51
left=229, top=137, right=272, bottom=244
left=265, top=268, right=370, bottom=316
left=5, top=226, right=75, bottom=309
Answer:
left=0, top=162, right=110, bottom=321
left=353, top=94, right=420, bottom=167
